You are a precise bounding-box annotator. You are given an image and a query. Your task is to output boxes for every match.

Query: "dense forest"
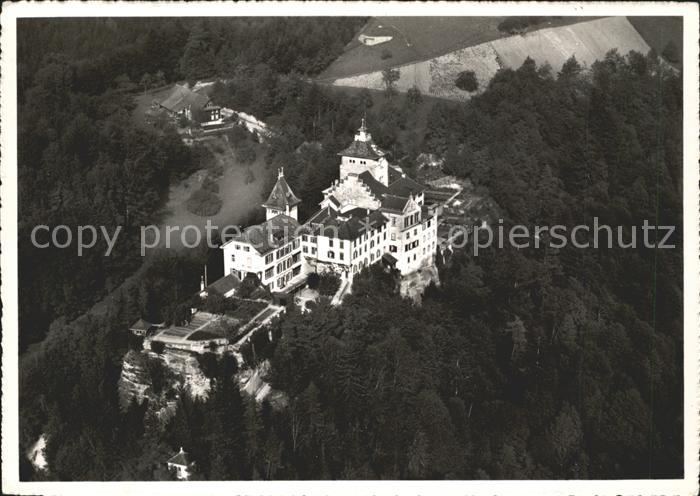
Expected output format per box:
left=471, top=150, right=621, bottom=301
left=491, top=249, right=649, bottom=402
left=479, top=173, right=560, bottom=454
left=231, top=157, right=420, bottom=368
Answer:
left=16, top=17, right=364, bottom=349
left=18, top=17, right=682, bottom=482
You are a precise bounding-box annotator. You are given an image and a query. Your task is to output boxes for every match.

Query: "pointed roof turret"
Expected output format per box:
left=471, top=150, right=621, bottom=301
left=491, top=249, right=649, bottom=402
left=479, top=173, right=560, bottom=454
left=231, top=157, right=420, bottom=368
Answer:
left=262, top=167, right=301, bottom=211
left=167, top=447, right=191, bottom=467
left=337, top=118, right=386, bottom=160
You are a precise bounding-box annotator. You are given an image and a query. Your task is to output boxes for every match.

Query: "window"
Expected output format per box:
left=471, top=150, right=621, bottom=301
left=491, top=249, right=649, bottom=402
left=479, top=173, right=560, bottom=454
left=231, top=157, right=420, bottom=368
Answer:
left=312, top=247, right=317, bottom=255
left=353, top=250, right=358, bottom=258
left=370, top=240, right=374, bottom=248
left=391, top=233, right=396, bottom=241
left=292, top=253, right=300, bottom=264
left=302, top=235, right=308, bottom=242
left=235, top=244, right=241, bottom=250
left=390, top=245, right=397, bottom=253
left=339, top=240, right=345, bottom=249
left=244, top=246, right=250, bottom=252
left=383, top=232, right=386, bottom=240
left=303, top=246, right=308, bottom=253
left=231, top=254, right=235, bottom=262
left=414, top=228, right=418, bottom=236
left=340, top=253, right=344, bottom=261
left=328, top=251, right=335, bottom=259
left=376, top=250, right=380, bottom=258
left=265, top=253, right=273, bottom=264
left=427, top=220, right=431, bottom=228
left=265, top=267, right=274, bottom=279
left=329, top=239, right=334, bottom=248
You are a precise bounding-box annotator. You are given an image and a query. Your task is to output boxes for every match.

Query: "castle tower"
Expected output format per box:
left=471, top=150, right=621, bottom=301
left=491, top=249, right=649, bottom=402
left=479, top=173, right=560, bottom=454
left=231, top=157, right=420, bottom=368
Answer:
left=338, top=118, right=389, bottom=186
left=261, top=167, right=301, bottom=220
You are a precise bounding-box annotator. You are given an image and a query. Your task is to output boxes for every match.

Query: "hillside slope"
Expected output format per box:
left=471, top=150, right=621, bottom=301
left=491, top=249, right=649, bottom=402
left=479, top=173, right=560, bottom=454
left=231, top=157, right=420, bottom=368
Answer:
left=319, top=16, right=596, bottom=81
left=327, top=17, right=654, bottom=101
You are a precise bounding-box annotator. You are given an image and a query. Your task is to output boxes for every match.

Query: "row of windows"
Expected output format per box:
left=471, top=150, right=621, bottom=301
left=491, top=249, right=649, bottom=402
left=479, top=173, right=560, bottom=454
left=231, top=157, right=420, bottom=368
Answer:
left=405, top=227, right=419, bottom=240
left=403, top=212, right=420, bottom=229
left=352, top=224, right=386, bottom=248
left=348, top=158, right=369, bottom=165
left=233, top=244, right=251, bottom=252
left=404, top=240, right=419, bottom=252
left=327, top=251, right=345, bottom=261
left=302, top=246, right=317, bottom=255
left=301, top=235, right=317, bottom=243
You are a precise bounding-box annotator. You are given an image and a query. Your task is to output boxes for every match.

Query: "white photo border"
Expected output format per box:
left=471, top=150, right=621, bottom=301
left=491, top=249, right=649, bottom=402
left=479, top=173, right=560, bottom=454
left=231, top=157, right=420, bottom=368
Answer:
left=2, top=2, right=698, bottom=495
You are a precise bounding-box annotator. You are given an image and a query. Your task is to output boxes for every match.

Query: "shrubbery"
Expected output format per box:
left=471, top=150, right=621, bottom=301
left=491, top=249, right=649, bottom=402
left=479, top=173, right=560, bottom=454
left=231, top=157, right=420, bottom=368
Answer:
left=318, top=273, right=341, bottom=296
left=455, top=71, right=478, bottom=92
left=237, top=273, right=261, bottom=299
left=186, top=187, right=223, bottom=216
left=236, top=141, right=257, bottom=164
left=497, top=16, right=545, bottom=34
left=150, top=341, right=165, bottom=355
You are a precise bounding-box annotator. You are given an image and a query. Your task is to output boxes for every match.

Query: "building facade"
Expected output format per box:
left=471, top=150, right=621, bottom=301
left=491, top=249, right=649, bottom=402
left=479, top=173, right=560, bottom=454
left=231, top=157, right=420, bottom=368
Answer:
left=220, top=120, right=439, bottom=295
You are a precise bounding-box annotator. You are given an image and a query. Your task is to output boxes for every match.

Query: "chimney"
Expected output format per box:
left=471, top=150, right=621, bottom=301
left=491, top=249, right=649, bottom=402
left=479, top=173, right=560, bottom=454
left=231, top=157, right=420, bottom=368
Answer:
left=200, top=276, right=205, bottom=292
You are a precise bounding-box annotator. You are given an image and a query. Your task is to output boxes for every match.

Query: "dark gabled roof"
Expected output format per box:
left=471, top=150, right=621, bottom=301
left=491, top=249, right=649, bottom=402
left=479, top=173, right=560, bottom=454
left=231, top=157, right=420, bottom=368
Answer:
left=207, top=274, right=241, bottom=295
left=387, top=175, right=426, bottom=197
left=129, top=318, right=155, bottom=332
left=337, top=139, right=386, bottom=160
left=167, top=448, right=191, bottom=467
left=381, top=194, right=410, bottom=213
left=388, top=167, right=404, bottom=184
left=159, top=85, right=210, bottom=113
left=328, top=195, right=341, bottom=208
left=225, top=214, right=301, bottom=255
left=382, top=252, right=398, bottom=265
left=421, top=204, right=438, bottom=219
left=358, top=171, right=389, bottom=197
left=305, top=207, right=388, bottom=241
left=262, top=174, right=301, bottom=211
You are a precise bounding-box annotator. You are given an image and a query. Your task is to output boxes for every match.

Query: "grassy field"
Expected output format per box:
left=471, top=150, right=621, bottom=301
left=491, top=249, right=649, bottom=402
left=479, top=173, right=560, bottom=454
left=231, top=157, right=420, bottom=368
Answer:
left=328, top=17, right=653, bottom=102
left=318, top=16, right=598, bottom=81
left=152, top=134, right=268, bottom=250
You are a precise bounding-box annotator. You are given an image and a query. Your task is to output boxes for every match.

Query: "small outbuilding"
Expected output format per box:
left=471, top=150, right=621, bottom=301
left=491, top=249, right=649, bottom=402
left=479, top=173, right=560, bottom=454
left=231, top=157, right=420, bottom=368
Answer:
left=166, top=447, right=195, bottom=480
left=128, top=318, right=163, bottom=337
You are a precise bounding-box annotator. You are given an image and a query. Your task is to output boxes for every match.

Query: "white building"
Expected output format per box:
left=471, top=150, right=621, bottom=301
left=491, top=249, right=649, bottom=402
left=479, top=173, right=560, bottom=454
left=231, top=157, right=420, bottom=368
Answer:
left=219, top=120, right=438, bottom=295
left=166, top=447, right=194, bottom=480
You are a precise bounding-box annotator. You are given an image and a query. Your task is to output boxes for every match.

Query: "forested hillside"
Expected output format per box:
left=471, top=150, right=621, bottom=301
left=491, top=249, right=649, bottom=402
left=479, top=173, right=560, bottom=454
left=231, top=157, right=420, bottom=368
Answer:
left=16, top=18, right=365, bottom=349
left=263, top=52, right=684, bottom=479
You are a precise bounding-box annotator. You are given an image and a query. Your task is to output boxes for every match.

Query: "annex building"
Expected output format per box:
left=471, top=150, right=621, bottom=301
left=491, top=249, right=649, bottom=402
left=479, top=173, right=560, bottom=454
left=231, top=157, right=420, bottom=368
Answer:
left=220, top=120, right=439, bottom=294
